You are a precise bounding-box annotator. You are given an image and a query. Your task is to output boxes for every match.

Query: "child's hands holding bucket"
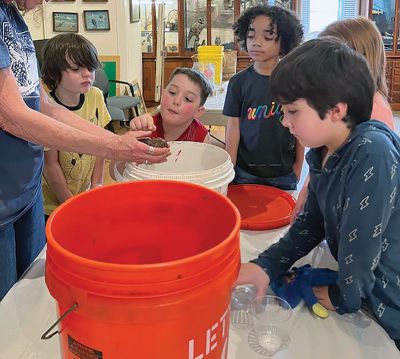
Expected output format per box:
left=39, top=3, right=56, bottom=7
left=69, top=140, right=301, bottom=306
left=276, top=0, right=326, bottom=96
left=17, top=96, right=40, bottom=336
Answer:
left=235, top=263, right=270, bottom=298
left=130, top=113, right=156, bottom=132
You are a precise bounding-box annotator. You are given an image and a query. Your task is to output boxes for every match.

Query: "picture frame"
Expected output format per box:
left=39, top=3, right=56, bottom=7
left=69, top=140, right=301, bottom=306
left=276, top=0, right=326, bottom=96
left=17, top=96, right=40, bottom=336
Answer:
left=82, top=0, right=108, bottom=2
left=83, top=10, right=110, bottom=31
left=130, top=80, right=147, bottom=116
left=52, top=12, right=78, bottom=33
left=129, top=0, right=140, bottom=23
left=52, top=0, right=75, bottom=2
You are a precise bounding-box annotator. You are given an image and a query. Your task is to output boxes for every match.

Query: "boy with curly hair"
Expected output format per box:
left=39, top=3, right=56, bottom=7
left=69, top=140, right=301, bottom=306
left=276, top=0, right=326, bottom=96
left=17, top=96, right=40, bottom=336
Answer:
left=223, top=5, right=304, bottom=189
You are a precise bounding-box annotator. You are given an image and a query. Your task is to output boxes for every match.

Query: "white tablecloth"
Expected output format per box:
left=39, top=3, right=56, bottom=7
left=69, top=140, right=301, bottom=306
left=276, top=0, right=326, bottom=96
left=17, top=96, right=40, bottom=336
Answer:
left=0, top=228, right=399, bottom=359
left=228, top=229, right=400, bottom=358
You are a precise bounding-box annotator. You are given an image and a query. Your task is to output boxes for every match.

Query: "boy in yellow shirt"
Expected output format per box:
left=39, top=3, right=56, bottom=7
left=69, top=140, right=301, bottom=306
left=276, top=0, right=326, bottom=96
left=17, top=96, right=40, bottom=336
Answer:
left=41, top=34, right=110, bottom=218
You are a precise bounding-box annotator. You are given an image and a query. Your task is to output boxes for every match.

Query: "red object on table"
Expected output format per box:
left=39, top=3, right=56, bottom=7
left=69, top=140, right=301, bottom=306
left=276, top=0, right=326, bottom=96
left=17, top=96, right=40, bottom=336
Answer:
left=227, top=184, right=296, bottom=230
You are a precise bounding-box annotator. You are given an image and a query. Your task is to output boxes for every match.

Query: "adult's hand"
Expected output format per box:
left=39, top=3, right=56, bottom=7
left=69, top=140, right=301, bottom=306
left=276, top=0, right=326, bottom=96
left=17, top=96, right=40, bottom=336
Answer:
left=130, top=113, right=156, bottom=132
left=110, top=130, right=170, bottom=163
left=235, top=263, right=270, bottom=298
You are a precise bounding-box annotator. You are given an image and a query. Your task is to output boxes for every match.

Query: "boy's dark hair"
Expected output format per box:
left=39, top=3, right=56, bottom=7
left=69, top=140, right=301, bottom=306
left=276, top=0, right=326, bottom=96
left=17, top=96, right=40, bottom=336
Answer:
left=168, top=67, right=213, bottom=106
left=270, top=38, right=375, bottom=128
left=41, top=33, right=101, bottom=91
left=233, top=5, right=303, bottom=55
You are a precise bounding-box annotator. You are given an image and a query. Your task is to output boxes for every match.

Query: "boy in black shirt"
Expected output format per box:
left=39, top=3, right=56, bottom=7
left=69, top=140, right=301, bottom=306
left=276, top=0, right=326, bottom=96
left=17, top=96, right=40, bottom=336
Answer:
left=223, top=5, right=304, bottom=189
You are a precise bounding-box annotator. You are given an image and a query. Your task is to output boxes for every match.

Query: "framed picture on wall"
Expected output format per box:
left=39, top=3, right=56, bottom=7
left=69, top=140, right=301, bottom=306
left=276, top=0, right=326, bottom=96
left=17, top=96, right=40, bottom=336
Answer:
left=82, top=0, right=108, bottom=2
left=52, top=0, right=75, bottom=2
left=130, top=80, right=147, bottom=116
left=83, top=10, right=110, bottom=31
left=129, top=0, right=140, bottom=23
left=53, top=12, right=78, bottom=33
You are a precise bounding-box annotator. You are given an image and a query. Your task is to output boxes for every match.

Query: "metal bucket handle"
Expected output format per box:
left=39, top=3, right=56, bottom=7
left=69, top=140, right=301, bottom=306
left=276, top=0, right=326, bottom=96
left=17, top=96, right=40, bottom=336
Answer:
left=41, top=303, right=78, bottom=340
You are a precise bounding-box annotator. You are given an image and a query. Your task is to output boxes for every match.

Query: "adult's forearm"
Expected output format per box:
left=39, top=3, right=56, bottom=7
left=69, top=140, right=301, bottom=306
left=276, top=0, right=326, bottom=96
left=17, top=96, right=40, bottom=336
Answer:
left=1, top=107, right=113, bottom=158
left=0, top=68, right=162, bottom=163
left=42, top=101, right=115, bottom=140
left=0, top=74, right=112, bottom=157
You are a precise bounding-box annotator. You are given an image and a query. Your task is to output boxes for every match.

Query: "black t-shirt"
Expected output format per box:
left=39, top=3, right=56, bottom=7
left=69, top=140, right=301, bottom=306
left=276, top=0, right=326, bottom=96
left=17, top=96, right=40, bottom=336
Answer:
left=223, top=66, right=295, bottom=178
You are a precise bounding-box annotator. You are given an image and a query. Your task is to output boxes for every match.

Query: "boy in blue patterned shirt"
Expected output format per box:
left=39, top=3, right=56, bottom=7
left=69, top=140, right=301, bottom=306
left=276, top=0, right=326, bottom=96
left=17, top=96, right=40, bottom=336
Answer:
left=236, top=38, right=400, bottom=348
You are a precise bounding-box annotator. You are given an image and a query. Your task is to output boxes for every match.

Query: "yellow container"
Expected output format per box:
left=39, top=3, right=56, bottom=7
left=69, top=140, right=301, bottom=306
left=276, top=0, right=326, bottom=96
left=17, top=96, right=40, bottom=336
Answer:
left=198, top=46, right=224, bottom=84
left=198, top=45, right=224, bottom=54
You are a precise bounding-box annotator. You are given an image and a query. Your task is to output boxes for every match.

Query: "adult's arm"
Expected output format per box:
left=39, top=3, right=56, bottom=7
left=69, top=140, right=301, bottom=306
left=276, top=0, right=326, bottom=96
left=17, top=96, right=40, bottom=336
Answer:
left=0, top=68, right=169, bottom=162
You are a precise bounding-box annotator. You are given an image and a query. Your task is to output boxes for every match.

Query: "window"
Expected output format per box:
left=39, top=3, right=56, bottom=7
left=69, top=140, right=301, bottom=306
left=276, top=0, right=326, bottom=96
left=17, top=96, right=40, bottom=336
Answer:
left=299, top=0, right=360, bottom=38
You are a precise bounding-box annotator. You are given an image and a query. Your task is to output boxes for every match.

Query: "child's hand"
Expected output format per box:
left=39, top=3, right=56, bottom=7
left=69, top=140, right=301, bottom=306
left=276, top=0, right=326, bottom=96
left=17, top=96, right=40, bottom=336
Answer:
left=130, top=113, right=156, bottom=132
left=312, top=286, right=335, bottom=311
left=235, top=263, right=270, bottom=298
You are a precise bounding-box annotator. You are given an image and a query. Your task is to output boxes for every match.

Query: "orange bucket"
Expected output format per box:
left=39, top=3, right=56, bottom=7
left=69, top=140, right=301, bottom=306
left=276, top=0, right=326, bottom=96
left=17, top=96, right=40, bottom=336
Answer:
left=44, top=180, right=240, bottom=359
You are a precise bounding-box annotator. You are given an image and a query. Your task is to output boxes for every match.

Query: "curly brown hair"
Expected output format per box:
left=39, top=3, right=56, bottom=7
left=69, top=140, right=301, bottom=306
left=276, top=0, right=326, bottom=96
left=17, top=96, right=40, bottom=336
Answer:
left=233, top=5, right=303, bottom=56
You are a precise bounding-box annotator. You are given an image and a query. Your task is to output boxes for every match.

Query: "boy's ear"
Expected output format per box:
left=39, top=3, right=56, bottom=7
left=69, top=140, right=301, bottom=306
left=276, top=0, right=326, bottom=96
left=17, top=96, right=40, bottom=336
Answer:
left=330, top=102, right=348, bottom=123
left=196, top=105, right=206, bottom=119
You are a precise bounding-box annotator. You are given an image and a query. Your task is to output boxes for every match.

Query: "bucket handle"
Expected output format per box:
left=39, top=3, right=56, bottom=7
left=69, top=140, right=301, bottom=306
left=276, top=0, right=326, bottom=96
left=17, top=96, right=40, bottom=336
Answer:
left=41, top=303, right=78, bottom=340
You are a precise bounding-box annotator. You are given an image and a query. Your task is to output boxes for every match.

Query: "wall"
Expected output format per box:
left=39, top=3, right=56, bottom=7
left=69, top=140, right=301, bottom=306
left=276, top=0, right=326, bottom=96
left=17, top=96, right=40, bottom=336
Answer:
left=25, top=0, right=142, bottom=86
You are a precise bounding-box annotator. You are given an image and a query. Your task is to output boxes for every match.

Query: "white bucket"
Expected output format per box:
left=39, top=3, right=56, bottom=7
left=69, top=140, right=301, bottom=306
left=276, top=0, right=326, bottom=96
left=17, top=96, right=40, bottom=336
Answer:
left=115, top=141, right=235, bottom=195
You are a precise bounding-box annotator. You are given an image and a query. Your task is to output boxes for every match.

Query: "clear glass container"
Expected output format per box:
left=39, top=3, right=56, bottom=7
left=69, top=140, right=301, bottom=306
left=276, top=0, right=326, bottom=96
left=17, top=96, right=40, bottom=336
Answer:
left=247, top=295, right=293, bottom=357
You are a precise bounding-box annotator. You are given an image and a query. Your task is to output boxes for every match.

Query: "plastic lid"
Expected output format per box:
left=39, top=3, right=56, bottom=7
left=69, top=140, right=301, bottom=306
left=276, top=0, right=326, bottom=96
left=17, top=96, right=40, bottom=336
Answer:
left=227, top=185, right=296, bottom=230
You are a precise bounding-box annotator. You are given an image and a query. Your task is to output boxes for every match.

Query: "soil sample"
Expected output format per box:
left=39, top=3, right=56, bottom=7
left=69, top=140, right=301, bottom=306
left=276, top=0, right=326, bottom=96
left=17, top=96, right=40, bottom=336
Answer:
left=139, top=137, right=169, bottom=148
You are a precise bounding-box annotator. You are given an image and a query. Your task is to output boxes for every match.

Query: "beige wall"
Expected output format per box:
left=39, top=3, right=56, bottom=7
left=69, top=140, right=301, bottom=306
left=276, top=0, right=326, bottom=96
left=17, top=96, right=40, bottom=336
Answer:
left=25, top=0, right=142, bottom=86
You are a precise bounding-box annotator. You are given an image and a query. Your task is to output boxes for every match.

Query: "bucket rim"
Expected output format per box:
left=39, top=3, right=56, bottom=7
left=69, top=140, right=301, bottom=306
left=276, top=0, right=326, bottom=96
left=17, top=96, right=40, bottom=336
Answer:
left=124, top=162, right=233, bottom=181
left=123, top=141, right=232, bottom=179
left=46, top=180, right=241, bottom=272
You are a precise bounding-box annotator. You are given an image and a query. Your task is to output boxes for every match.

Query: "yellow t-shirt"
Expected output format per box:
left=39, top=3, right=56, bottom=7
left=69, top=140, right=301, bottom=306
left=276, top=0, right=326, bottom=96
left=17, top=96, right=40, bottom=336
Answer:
left=42, top=87, right=111, bottom=215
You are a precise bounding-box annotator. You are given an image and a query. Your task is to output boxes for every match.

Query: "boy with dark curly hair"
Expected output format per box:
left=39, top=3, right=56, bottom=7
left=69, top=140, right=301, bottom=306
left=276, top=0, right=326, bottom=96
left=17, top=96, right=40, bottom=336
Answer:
left=223, top=5, right=304, bottom=189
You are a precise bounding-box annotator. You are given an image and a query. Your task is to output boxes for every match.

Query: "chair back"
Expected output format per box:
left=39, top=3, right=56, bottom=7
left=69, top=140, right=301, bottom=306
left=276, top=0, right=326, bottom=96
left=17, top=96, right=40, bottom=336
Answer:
left=33, top=39, right=49, bottom=73
left=93, top=68, right=110, bottom=98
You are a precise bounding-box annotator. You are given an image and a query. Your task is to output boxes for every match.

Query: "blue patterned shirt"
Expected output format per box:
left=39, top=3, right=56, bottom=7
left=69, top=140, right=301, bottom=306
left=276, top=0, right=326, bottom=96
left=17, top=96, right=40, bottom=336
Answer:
left=253, top=120, right=400, bottom=340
